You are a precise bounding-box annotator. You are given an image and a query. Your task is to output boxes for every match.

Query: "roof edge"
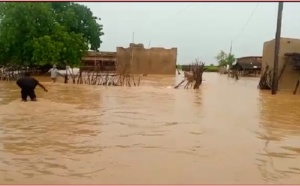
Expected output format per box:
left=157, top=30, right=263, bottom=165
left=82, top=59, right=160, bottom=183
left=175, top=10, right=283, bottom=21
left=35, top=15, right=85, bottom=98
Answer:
left=237, top=56, right=262, bottom=59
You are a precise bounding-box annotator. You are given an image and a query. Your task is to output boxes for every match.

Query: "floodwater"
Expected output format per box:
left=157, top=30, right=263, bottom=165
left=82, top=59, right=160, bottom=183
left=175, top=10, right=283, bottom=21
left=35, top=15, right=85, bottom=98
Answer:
left=0, top=72, right=300, bottom=184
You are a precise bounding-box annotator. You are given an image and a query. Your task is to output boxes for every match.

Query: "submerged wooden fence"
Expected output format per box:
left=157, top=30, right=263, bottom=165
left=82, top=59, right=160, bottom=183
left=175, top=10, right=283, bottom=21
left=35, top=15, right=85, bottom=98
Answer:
left=0, top=67, right=142, bottom=87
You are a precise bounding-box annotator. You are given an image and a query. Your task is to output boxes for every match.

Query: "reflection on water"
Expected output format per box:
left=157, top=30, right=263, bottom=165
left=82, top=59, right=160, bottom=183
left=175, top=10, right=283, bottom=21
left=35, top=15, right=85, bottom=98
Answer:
left=256, top=91, right=300, bottom=184
left=0, top=73, right=300, bottom=184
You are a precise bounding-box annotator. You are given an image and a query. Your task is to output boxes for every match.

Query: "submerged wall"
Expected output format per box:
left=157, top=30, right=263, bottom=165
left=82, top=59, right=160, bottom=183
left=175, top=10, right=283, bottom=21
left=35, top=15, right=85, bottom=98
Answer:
left=116, top=43, right=177, bottom=75
left=262, top=38, right=300, bottom=90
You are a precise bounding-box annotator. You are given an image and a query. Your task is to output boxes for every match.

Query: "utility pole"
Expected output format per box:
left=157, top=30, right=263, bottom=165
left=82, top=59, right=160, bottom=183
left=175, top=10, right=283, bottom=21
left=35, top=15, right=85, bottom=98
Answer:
left=229, top=40, right=233, bottom=55
left=132, top=32, right=135, bottom=43
left=272, top=2, right=284, bottom=95
left=226, top=40, right=233, bottom=74
left=130, top=32, right=135, bottom=74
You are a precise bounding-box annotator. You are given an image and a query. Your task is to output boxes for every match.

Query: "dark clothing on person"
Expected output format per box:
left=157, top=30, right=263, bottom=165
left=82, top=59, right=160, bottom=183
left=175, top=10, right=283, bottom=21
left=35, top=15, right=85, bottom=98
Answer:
left=16, top=77, right=39, bottom=101
left=21, top=89, right=36, bottom=101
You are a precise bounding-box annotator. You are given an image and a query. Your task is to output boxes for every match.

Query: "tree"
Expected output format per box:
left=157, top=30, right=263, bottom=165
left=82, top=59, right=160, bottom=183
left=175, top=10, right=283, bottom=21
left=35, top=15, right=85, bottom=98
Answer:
left=0, top=2, right=103, bottom=67
left=226, top=53, right=235, bottom=67
left=31, top=26, right=88, bottom=67
left=50, top=2, right=104, bottom=50
left=216, top=50, right=228, bottom=67
left=0, top=2, right=56, bottom=66
left=215, top=50, right=235, bottom=67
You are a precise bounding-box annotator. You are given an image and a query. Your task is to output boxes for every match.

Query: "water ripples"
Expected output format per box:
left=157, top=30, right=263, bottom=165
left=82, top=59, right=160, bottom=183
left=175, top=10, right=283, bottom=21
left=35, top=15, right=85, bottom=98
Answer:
left=0, top=73, right=300, bottom=184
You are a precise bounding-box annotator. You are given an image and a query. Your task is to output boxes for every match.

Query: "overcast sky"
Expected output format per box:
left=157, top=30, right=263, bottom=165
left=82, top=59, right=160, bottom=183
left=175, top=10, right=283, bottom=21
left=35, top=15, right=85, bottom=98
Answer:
left=80, top=2, right=300, bottom=65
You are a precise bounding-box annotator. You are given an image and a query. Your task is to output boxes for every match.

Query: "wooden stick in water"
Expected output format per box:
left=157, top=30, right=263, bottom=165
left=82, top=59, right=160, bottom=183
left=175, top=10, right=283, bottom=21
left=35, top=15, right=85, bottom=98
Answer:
left=174, top=79, right=186, bottom=89
left=293, top=80, right=299, bottom=95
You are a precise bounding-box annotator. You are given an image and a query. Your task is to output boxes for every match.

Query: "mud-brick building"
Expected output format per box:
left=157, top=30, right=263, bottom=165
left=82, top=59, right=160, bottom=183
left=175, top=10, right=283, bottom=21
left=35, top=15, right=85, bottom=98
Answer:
left=81, top=51, right=117, bottom=72
left=81, top=44, right=178, bottom=75
left=116, top=43, right=177, bottom=75
left=261, top=38, right=300, bottom=90
left=231, top=56, right=262, bottom=76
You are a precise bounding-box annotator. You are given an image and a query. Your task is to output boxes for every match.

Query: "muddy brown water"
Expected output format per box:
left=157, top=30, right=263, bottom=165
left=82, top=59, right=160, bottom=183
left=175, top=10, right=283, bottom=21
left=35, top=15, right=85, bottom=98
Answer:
left=0, top=72, right=300, bottom=184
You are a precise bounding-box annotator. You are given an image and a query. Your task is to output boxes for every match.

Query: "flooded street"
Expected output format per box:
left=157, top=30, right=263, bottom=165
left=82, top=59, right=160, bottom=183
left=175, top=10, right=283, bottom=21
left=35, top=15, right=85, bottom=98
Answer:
left=0, top=72, right=300, bottom=184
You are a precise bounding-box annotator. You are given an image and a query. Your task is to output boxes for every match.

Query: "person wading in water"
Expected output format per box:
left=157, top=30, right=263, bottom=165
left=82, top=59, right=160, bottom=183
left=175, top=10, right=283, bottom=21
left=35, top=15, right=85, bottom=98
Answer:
left=48, top=64, right=60, bottom=83
left=16, top=72, right=48, bottom=102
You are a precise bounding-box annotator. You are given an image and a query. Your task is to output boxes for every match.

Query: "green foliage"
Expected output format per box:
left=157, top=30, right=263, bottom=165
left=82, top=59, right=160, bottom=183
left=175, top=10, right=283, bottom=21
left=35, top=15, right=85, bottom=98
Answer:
left=50, top=2, right=104, bottom=50
left=0, top=2, right=103, bottom=67
left=215, top=50, right=227, bottom=67
left=204, top=65, right=219, bottom=72
left=226, top=53, right=235, bottom=67
left=215, top=50, right=235, bottom=67
left=32, top=35, right=63, bottom=66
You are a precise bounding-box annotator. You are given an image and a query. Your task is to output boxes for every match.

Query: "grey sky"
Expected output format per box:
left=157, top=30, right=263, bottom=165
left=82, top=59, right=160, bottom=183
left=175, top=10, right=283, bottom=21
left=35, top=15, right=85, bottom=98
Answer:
left=80, top=2, right=300, bottom=65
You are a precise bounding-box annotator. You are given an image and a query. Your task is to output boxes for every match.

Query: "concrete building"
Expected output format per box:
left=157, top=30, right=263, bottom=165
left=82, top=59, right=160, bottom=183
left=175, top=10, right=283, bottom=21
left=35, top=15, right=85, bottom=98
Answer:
left=262, top=37, right=300, bottom=90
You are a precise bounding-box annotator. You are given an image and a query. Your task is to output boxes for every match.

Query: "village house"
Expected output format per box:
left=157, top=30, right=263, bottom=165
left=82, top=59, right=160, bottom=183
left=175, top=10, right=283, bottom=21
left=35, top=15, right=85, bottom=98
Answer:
left=231, top=56, right=262, bottom=76
left=81, top=51, right=117, bottom=72
left=80, top=43, right=178, bottom=75
left=261, top=37, right=300, bottom=90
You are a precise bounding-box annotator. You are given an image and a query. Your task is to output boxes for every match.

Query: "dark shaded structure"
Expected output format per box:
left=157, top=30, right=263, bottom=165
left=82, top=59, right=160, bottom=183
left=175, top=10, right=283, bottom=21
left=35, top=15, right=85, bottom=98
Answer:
left=77, top=50, right=142, bottom=87
left=284, top=53, right=300, bottom=94
left=81, top=51, right=117, bottom=72
left=231, top=56, right=262, bottom=77
left=284, top=53, right=300, bottom=70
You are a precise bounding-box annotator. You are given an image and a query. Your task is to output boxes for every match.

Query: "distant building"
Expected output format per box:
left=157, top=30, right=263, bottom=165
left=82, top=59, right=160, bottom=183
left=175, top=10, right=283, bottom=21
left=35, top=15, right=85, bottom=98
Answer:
left=231, top=56, right=262, bottom=76
left=116, top=43, right=177, bottom=75
left=81, top=44, right=178, bottom=75
left=81, top=51, right=117, bottom=72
